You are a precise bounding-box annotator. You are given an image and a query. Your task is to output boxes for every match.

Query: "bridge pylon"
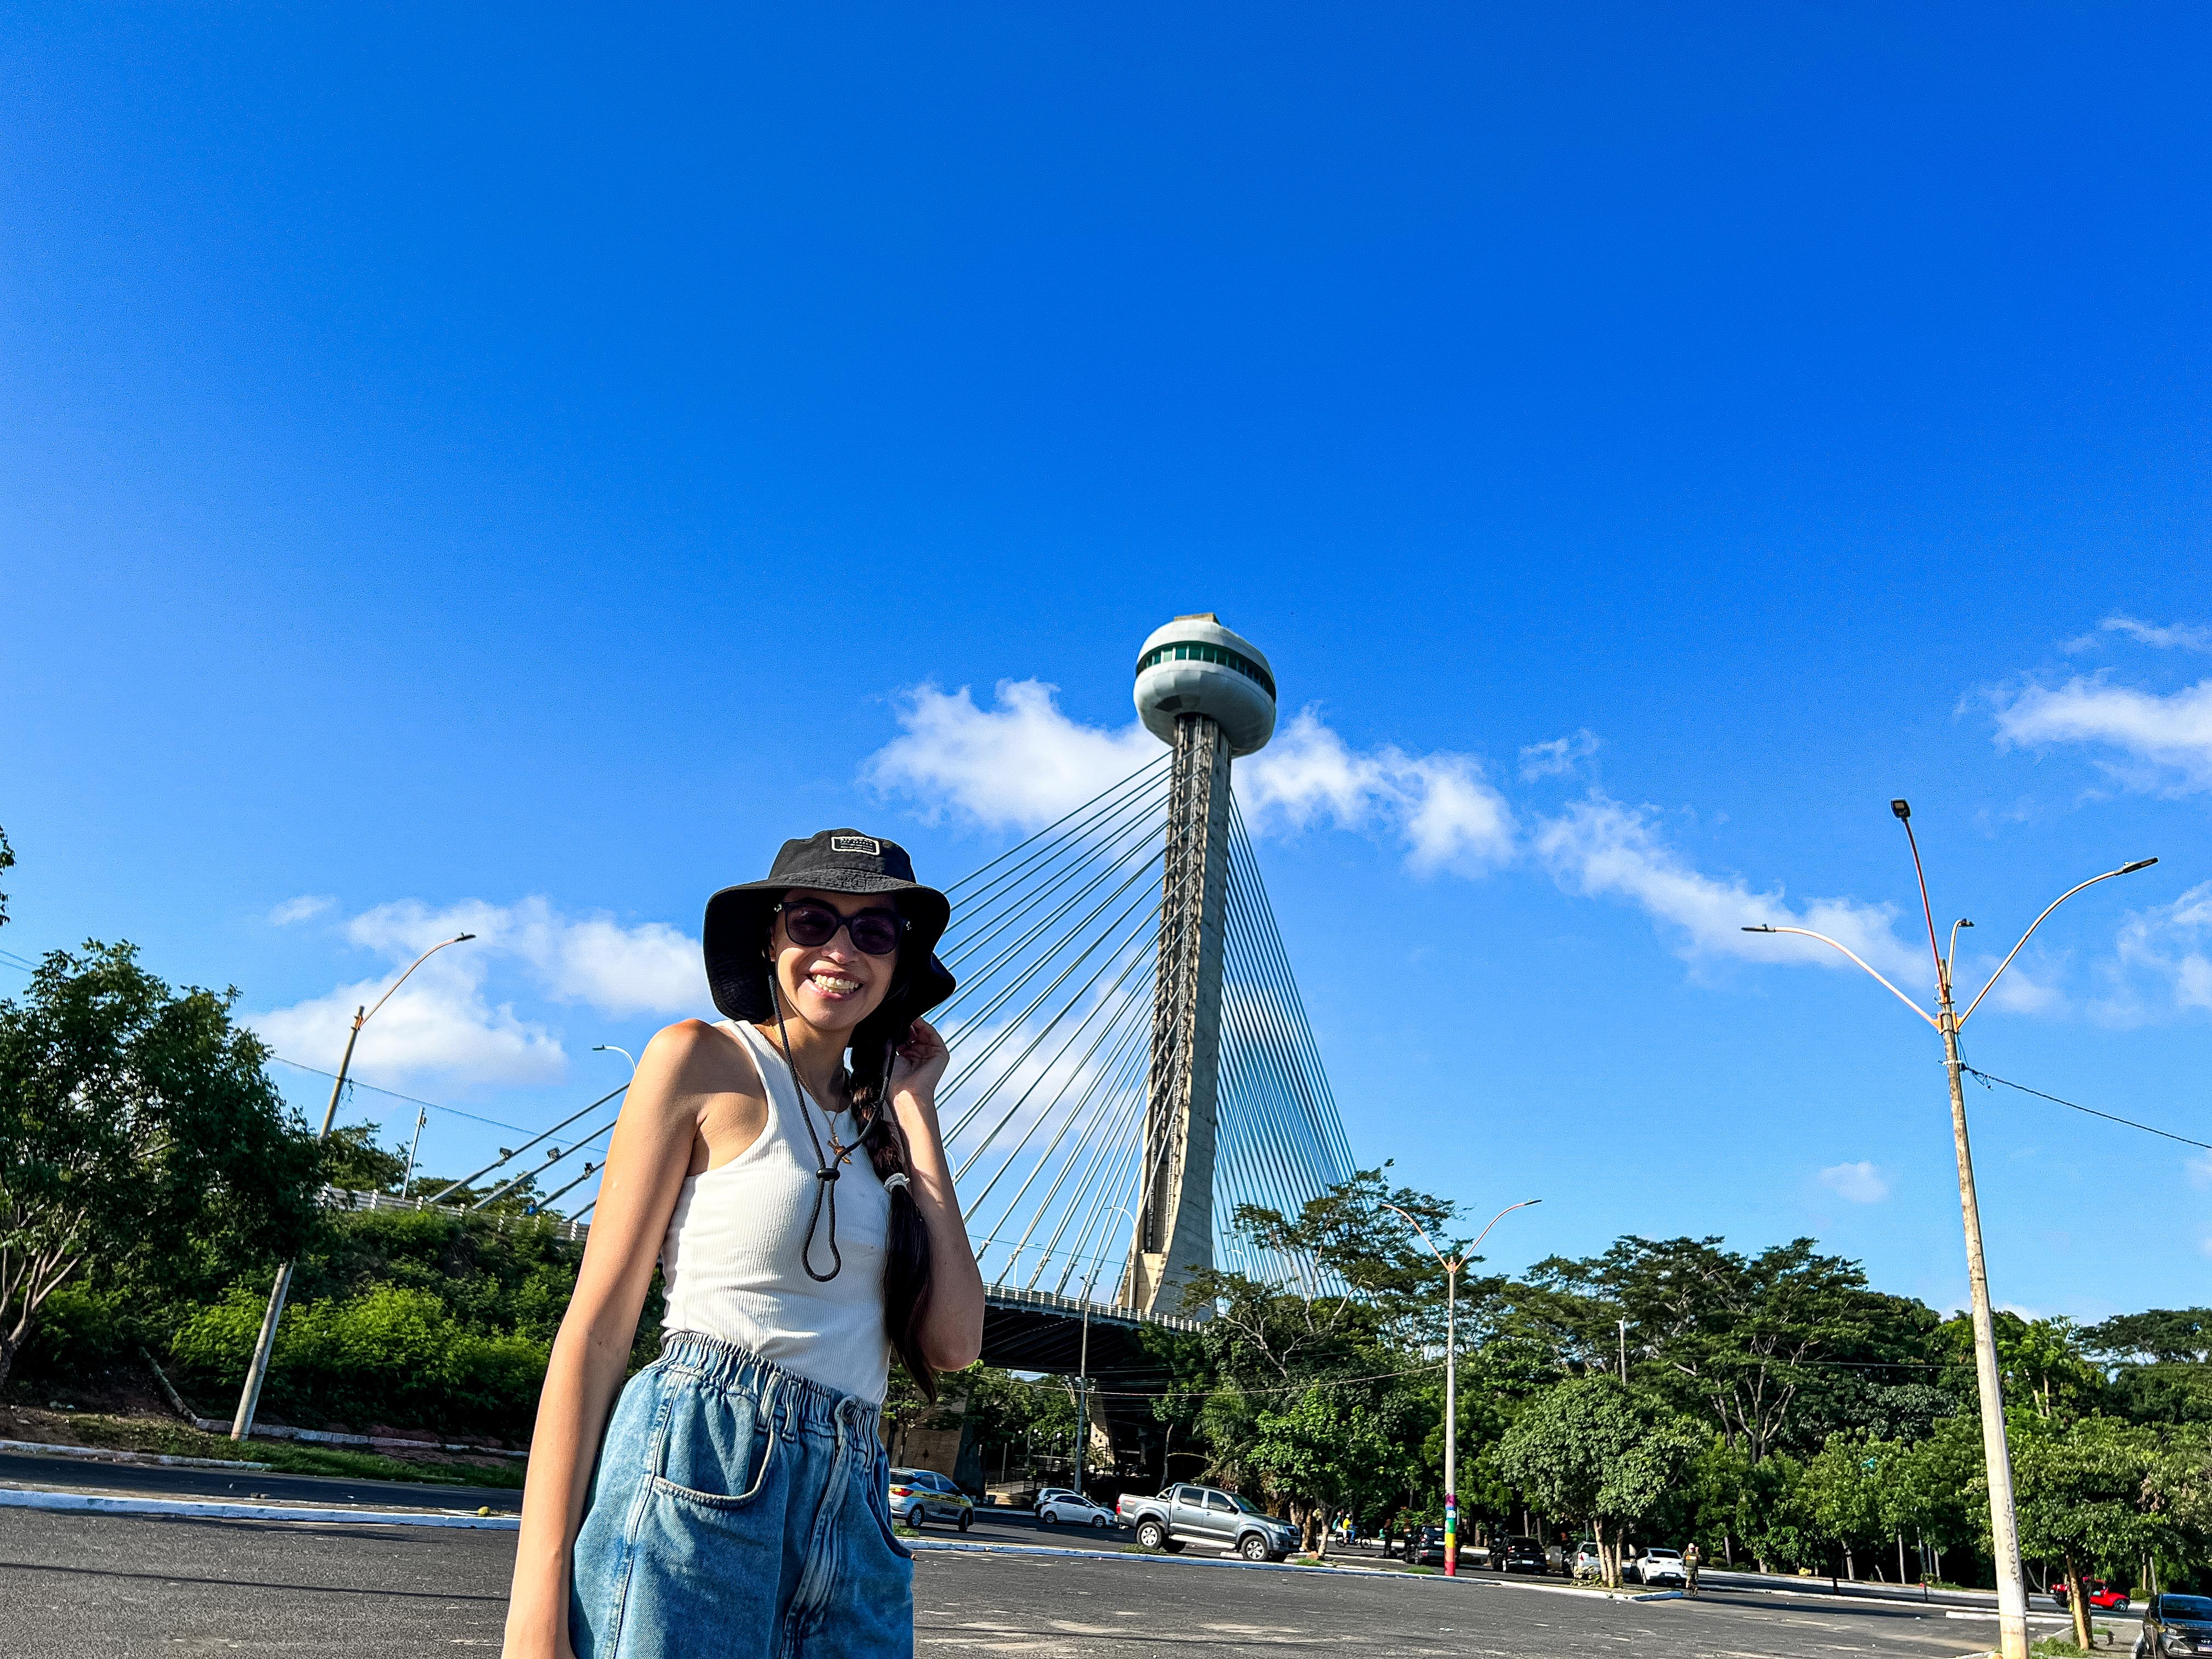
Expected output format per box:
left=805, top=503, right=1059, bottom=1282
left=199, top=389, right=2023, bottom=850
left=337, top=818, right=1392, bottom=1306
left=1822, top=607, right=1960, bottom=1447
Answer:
left=1124, top=614, right=1277, bottom=1316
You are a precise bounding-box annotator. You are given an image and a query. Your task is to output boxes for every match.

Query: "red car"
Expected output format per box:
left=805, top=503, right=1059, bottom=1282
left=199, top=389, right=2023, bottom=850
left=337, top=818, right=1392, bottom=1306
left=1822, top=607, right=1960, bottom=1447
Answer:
left=2052, top=1579, right=2131, bottom=1612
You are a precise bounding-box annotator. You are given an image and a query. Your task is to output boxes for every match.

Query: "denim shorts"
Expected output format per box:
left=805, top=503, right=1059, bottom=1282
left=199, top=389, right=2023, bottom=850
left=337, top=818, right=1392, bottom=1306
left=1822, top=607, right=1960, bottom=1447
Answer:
left=571, top=1332, right=913, bottom=1659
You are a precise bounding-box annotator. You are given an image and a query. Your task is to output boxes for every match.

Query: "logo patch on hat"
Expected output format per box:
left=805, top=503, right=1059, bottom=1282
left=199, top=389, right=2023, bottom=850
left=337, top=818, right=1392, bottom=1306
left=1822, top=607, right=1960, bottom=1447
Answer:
left=831, top=834, right=882, bottom=856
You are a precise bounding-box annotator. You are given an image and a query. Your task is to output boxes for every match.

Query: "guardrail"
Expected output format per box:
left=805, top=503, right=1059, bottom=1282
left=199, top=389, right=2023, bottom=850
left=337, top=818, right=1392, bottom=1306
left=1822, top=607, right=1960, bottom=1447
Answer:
left=984, top=1281, right=1201, bottom=1334
left=316, top=1186, right=589, bottom=1244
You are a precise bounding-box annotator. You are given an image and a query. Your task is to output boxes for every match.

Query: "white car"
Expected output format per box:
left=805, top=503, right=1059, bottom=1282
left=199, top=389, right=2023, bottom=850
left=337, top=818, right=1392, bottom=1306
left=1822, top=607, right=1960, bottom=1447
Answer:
left=1571, top=1541, right=1604, bottom=1579
left=1034, top=1487, right=1119, bottom=1528
left=1631, top=1547, right=1686, bottom=1585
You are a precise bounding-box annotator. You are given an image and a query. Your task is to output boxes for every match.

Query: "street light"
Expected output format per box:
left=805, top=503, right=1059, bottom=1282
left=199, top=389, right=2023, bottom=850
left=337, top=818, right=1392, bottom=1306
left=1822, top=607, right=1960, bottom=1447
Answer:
left=592, top=1043, right=637, bottom=1074
left=1072, top=1205, right=1137, bottom=1500
left=1744, top=799, right=2155, bottom=1659
left=230, top=932, right=475, bottom=1441
left=1383, top=1198, right=1542, bottom=1577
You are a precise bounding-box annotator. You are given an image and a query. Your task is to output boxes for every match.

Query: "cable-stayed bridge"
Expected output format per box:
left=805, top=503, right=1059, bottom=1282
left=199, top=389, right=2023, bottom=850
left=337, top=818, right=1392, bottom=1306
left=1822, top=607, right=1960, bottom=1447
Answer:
left=380, top=615, right=1356, bottom=1468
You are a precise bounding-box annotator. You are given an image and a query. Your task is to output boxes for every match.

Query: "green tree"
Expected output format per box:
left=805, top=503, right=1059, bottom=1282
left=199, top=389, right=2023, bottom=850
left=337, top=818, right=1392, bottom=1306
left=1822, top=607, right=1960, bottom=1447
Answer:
left=1249, top=1384, right=1417, bottom=1555
left=2010, top=1414, right=2157, bottom=1651
left=321, top=1122, right=409, bottom=1192
left=1495, top=1378, right=1701, bottom=1585
left=0, top=823, right=14, bottom=928
left=1797, top=1432, right=1887, bottom=1578
left=1511, top=1235, right=1929, bottom=1462
left=0, top=943, right=321, bottom=1390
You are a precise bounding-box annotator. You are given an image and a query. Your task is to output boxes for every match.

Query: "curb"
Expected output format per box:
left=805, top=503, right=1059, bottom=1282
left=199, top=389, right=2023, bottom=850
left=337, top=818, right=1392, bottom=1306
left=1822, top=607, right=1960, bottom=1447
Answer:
left=0, top=1486, right=520, bottom=1529
left=0, top=1437, right=272, bottom=1472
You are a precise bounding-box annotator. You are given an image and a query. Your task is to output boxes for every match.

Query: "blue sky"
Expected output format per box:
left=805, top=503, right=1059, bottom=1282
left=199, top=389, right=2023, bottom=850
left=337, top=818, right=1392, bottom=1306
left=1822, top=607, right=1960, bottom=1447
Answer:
left=4, top=5, right=2210, bottom=1320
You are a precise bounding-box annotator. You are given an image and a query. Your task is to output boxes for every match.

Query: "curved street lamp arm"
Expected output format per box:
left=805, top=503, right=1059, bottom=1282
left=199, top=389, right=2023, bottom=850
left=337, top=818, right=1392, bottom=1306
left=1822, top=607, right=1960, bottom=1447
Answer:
left=1466, top=1198, right=1543, bottom=1259
left=362, top=933, right=476, bottom=1028
left=1380, top=1201, right=1448, bottom=1269
left=1957, top=860, right=2157, bottom=1028
left=1741, top=925, right=1940, bottom=1030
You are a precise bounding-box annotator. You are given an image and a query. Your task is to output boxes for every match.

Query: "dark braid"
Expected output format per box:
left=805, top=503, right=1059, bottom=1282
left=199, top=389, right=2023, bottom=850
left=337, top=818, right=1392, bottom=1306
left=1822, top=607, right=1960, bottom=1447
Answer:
left=848, top=1001, right=939, bottom=1401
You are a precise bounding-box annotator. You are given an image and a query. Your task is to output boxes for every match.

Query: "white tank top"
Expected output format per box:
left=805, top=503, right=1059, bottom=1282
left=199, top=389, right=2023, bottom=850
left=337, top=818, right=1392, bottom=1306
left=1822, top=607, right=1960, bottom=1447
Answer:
left=659, top=1020, right=893, bottom=1403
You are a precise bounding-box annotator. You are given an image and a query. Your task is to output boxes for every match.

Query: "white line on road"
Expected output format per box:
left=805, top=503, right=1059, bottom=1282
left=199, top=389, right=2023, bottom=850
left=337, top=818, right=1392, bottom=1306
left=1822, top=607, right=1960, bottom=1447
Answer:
left=0, top=1487, right=520, bottom=1528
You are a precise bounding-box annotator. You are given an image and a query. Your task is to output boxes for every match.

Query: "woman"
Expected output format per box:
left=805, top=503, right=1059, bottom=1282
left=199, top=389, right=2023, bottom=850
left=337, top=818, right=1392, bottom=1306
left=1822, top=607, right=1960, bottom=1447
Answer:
left=503, top=830, right=985, bottom=1659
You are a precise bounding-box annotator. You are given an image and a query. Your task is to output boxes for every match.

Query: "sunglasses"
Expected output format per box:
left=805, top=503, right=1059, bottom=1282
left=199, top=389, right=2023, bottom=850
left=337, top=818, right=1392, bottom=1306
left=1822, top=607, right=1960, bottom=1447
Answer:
left=776, top=899, right=906, bottom=957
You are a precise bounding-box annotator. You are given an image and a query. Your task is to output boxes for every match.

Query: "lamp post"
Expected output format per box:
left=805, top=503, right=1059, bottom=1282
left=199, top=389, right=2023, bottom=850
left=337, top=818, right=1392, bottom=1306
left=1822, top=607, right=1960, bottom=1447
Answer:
left=1073, top=1205, right=1137, bottom=1500
left=230, top=932, right=475, bottom=1441
left=1384, top=1198, right=1541, bottom=1577
left=1745, top=800, right=2155, bottom=1659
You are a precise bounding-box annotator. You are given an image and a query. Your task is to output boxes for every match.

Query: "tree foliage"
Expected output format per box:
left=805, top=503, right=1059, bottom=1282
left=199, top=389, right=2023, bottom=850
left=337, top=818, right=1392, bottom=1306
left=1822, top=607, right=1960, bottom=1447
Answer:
left=0, top=943, right=321, bottom=1389
left=1495, top=1379, right=1701, bottom=1584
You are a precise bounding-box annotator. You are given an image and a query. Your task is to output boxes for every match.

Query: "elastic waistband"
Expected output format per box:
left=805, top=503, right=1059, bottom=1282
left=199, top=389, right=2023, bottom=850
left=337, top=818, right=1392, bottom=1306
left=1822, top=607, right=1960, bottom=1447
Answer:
left=657, top=1330, right=883, bottom=1432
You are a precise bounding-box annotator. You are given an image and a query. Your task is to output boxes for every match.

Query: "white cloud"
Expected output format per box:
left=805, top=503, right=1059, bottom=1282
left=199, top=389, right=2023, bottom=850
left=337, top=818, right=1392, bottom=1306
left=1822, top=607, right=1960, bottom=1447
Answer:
left=862, top=681, right=1158, bottom=831
left=269, top=895, right=336, bottom=925
left=1532, top=793, right=1921, bottom=981
left=1519, top=729, right=1601, bottom=780
left=861, top=681, right=1514, bottom=873
left=2100, top=880, right=2212, bottom=1022
left=1990, top=673, right=2212, bottom=793
left=1240, top=711, right=1515, bottom=874
left=342, top=896, right=703, bottom=1019
left=1819, top=1161, right=1891, bottom=1204
left=2100, top=616, right=2212, bottom=652
left=247, top=896, right=706, bottom=1089
left=249, top=962, right=566, bottom=1090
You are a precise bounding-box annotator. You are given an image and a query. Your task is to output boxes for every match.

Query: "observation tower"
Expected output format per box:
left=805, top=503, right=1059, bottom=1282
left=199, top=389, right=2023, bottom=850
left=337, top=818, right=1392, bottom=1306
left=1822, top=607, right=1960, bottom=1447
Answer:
left=1126, top=614, right=1278, bottom=1312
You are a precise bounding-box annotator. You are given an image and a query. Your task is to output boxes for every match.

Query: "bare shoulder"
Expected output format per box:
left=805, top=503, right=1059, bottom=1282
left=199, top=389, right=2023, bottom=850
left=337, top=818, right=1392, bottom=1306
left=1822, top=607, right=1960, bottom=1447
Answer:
left=633, top=1019, right=763, bottom=1107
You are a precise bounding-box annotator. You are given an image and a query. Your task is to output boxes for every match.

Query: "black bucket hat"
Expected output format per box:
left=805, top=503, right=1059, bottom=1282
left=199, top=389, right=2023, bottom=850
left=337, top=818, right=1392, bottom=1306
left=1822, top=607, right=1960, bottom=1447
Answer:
left=702, top=828, right=955, bottom=1024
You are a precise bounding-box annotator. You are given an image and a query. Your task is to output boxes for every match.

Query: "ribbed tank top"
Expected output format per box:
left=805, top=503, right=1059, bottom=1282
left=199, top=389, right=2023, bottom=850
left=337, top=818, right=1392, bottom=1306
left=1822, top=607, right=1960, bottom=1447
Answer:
left=658, top=1019, right=892, bottom=1403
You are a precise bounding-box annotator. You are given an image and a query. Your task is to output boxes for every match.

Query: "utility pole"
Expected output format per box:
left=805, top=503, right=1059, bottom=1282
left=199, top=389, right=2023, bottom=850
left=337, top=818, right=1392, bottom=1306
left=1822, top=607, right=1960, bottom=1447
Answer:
left=1618, top=1319, right=1628, bottom=1381
left=1073, top=1205, right=1133, bottom=1501
left=1386, top=1199, right=1539, bottom=1578
left=232, top=933, right=473, bottom=1441
left=1074, top=1301, right=1091, bottom=1500
left=1745, top=799, right=2155, bottom=1659
left=398, top=1104, right=428, bottom=1198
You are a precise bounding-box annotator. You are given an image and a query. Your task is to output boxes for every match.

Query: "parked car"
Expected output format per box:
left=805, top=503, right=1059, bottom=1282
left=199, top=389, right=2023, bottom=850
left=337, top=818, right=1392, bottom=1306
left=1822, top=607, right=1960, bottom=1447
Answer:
left=1404, top=1526, right=1450, bottom=1567
left=2052, top=1578, right=2131, bottom=1612
left=1630, top=1547, right=1686, bottom=1585
left=1571, top=1541, right=1604, bottom=1580
left=1494, top=1536, right=1549, bottom=1576
left=1035, top=1488, right=1118, bottom=1529
left=887, top=1468, right=973, bottom=1531
left=2138, top=1592, right=2212, bottom=1657
left=1115, top=1484, right=1299, bottom=1562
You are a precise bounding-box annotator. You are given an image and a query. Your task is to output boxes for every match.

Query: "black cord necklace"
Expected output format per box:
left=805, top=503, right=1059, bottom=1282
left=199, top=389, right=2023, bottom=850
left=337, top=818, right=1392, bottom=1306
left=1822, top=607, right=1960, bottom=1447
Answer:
left=769, top=993, right=876, bottom=1283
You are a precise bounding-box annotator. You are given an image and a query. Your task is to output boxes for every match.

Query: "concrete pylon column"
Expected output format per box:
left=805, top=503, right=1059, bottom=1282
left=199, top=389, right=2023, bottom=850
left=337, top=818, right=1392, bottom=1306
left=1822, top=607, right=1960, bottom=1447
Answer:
left=1123, top=613, right=1277, bottom=1318
left=1128, top=712, right=1233, bottom=1315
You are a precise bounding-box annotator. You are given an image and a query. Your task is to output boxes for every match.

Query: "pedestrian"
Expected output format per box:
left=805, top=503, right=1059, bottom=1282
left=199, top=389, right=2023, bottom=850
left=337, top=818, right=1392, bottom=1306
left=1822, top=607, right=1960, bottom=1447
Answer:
left=1685, top=1541, right=1702, bottom=1596
left=503, top=831, right=986, bottom=1659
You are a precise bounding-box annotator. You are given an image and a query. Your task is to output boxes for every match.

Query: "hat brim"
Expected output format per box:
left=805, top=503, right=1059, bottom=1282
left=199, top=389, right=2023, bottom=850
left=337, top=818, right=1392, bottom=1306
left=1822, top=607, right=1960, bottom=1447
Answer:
left=702, top=875, right=954, bottom=1025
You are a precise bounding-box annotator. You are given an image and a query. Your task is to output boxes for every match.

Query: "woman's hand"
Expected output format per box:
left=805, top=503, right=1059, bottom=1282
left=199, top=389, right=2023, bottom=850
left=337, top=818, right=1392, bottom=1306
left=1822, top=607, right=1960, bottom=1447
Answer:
left=887, top=1017, right=950, bottom=1108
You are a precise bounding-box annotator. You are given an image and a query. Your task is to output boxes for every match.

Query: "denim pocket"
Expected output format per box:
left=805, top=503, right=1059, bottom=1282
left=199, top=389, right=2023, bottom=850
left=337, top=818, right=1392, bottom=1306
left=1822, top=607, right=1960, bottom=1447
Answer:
left=862, top=1463, right=916, bottom=1562
left=647, top=1376, right=778, bottom=1513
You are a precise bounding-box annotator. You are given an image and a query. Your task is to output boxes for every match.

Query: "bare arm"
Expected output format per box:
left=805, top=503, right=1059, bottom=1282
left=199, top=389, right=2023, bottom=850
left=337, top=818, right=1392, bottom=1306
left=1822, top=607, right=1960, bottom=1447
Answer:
left=888, top=1018, right=985, bottom=1372
left=502, top=1021, right=756, bottom=1659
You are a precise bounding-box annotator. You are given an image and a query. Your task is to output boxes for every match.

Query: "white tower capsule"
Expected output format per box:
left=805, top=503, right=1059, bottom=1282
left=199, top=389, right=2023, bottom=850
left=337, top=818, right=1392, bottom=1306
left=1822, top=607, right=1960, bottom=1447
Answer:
left=1124, top=614, right=1276, bottom=1316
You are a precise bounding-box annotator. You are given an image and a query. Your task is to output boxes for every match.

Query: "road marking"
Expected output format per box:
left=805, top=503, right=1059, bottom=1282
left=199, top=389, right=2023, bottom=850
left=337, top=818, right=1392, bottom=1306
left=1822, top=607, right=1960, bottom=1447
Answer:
left=0, top=1487, right=520, bottom=1528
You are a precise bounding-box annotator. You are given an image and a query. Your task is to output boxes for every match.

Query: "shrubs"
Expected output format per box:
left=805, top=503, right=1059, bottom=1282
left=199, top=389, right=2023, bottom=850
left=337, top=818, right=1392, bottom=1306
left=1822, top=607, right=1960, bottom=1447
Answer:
left=170, top=1284, right=548, bottom=1436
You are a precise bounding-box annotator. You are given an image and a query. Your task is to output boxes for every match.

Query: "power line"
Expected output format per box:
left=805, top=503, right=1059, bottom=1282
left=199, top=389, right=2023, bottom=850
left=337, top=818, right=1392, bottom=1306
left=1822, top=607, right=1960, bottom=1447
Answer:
left=1963, top=1066, right=2212, bottom=1154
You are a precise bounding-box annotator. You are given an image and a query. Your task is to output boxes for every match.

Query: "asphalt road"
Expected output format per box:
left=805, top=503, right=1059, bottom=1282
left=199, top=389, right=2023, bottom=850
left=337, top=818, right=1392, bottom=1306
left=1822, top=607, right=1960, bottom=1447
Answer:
left=1, top=1504, right=2122, bottom=1658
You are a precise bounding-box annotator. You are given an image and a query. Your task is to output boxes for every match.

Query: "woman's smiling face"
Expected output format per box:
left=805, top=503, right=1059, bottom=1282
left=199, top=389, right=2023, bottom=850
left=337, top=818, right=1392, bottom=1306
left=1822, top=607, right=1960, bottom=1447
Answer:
left=770, top=887, right=900, bottom=1035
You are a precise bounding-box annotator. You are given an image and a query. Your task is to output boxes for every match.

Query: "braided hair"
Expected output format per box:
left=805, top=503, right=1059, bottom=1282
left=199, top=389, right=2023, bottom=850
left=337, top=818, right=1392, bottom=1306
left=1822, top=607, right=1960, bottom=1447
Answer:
left=845, top=988, right=939, bottom=1401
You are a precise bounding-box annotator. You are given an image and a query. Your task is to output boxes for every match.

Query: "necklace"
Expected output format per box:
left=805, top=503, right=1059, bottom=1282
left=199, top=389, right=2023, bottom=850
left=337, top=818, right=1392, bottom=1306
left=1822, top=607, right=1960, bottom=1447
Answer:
left=768, top=997, right=877, bottom=1283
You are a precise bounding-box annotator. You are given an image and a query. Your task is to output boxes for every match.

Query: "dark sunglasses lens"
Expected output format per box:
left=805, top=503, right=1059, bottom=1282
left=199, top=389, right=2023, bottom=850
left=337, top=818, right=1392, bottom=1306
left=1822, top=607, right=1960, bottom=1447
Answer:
left=848, top=912, right=902, bottom=956
left=782, top=904, right=839, bottom=946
